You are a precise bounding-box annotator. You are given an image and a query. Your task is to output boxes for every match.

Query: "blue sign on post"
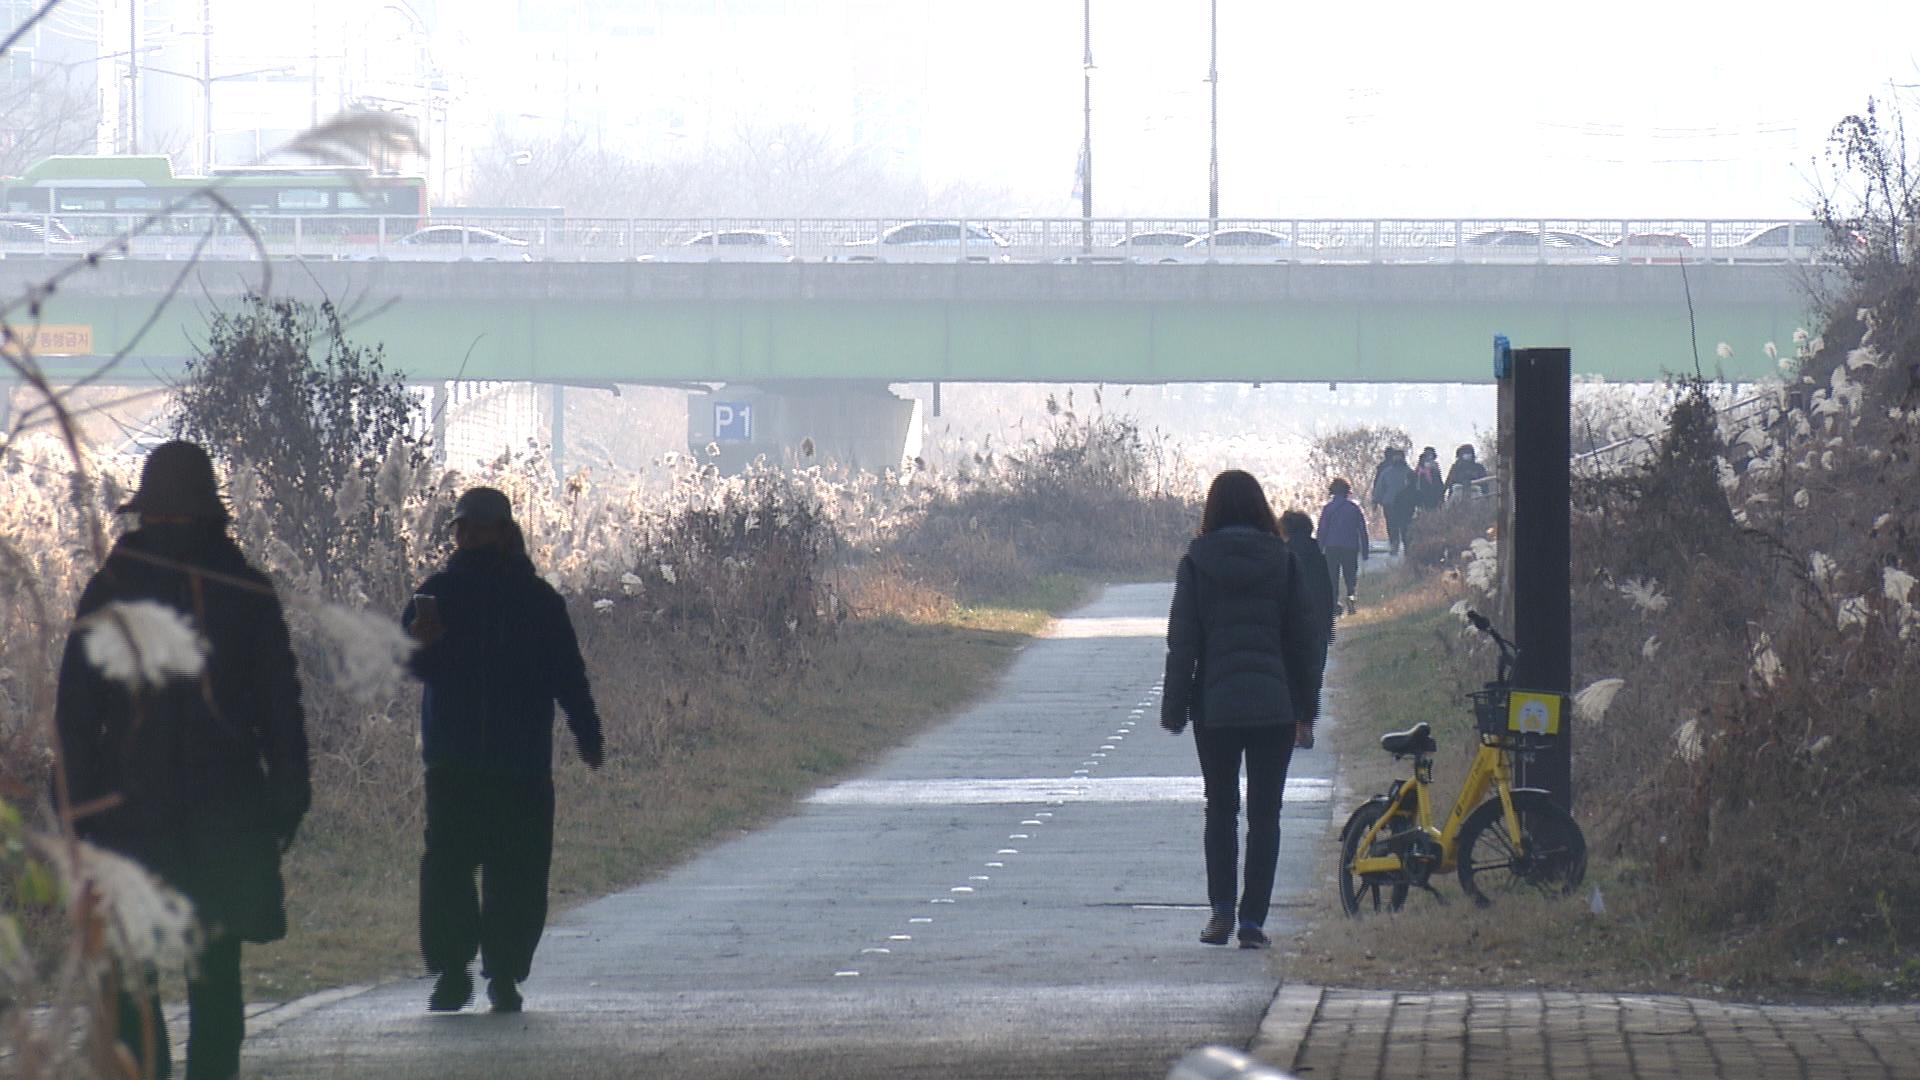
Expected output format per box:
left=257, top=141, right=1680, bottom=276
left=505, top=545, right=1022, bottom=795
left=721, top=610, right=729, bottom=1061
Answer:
left=713, top=401, right=754, bottom=442
left=1493, top=334, right=1512, bottom=379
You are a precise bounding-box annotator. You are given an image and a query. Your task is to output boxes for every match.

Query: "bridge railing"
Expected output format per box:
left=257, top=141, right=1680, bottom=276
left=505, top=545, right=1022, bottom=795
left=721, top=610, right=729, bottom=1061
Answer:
left=7, top=213, right=1837, bottom=265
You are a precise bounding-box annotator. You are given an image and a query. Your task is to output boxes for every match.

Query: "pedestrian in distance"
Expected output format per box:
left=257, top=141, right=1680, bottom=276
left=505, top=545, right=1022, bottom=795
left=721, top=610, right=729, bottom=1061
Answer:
left=1317, top=478, right=1369, bottom=616
left=1413, top=447, right=1445, bottom=511
left=1370, top=446, right=1416, bottom=556
left=55, top=440, right=310, bottom=1080
left=1277, top=509, right=1336, bottom=750
left=1160, top=470, right=1322, bottom=950
left=404, top=486, right=605, bottom=1014
left=1445, top=443, right=1488, bottom=499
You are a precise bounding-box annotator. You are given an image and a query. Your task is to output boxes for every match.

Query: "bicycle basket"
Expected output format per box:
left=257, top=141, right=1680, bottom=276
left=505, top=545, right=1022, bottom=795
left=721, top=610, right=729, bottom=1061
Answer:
left=1471, top=686, right=1510, bottom=738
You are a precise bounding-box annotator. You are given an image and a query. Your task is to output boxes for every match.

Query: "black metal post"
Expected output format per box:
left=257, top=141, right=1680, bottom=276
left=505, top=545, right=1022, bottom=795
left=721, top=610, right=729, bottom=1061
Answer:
left=1503, top=347, right=1573, bottom=809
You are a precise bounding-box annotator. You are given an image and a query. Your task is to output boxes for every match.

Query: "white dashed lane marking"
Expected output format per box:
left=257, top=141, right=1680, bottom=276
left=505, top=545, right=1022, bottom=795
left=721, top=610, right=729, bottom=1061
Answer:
left=807, top=776, right=1333, bottom=806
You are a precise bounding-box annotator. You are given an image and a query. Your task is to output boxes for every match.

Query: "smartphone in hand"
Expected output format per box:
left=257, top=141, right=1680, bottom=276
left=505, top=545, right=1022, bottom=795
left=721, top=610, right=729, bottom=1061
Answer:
left=410, top=594, right=444, bottom=643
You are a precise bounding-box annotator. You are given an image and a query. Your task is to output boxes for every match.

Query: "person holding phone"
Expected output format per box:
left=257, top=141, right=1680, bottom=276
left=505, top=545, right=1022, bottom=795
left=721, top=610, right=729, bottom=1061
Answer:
left=403, top=486, right=604, bottom=1014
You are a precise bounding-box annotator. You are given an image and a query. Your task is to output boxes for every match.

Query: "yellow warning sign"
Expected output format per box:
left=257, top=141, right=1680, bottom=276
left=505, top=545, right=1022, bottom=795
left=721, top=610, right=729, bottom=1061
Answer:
left=1, top=324, right=93, bottom=357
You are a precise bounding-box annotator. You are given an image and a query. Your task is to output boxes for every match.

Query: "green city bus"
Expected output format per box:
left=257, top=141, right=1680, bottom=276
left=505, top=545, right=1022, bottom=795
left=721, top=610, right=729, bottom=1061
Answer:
left=0, top=156, right=427, bottom=239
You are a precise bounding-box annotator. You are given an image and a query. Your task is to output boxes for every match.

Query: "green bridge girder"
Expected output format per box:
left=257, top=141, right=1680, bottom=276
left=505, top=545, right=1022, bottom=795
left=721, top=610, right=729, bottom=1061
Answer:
left=9, top=260, right=1821, bottom=385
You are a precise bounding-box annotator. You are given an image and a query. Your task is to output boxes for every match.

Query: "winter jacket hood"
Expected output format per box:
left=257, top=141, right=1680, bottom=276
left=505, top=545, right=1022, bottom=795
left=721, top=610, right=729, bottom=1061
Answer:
left=1161, top=527, right=1322, bottom=732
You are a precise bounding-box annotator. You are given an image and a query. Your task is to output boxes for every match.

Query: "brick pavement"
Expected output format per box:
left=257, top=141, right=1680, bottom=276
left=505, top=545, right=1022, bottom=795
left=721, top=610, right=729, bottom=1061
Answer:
left=1250, top=985, right=1920, bottom=1079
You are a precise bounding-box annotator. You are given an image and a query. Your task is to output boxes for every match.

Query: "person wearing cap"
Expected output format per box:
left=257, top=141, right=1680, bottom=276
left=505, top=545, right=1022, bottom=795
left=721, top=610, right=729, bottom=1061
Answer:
left=1316, top=478, right=1369, bottom=616
left=1445, top=443, right=1488, bottom=499
left=403, top=486, right=604, bottom=1014
left=55, top=439, right=310, bottom=1080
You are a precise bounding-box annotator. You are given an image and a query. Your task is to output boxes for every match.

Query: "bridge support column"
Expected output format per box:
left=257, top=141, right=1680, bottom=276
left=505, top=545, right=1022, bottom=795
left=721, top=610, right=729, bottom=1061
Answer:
left=688, top=382, right=923, bottom=474
left=430, top=383, right=449, bottom=466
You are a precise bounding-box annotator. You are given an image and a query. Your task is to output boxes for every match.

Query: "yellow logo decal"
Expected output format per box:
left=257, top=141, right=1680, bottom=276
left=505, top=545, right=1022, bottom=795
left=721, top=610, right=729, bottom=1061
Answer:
left=1508, top=691, right=1563, bottom=735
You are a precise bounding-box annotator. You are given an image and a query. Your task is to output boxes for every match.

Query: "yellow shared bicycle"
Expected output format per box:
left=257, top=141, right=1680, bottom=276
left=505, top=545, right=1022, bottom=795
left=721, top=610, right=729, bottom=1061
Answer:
left=1339, top=610, right=1587, bottom=914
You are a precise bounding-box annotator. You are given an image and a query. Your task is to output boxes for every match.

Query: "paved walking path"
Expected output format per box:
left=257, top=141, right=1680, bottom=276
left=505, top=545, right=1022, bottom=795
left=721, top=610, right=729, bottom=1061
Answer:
left=191, top=581, right=1920, bottom=1078
left=1249, top=985, right=1920, bottom=1079
left=236, top=582, right=1337, bottom=1078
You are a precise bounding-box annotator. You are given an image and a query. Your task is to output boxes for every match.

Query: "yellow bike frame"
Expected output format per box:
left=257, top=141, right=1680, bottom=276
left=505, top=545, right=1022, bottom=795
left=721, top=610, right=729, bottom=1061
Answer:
left=1348, top=734, right=1526, bottom=877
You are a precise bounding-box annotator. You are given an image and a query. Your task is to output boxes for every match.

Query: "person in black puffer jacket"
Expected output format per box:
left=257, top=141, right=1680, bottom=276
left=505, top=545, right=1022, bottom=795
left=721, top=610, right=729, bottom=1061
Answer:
left=1161, top=470, right=1320, bottom=950
left=403, top=486, right=603, bottom=1015
left=1278, top=508, right=1337, bottom=736
left=56, top=440, right=309, bottom=1080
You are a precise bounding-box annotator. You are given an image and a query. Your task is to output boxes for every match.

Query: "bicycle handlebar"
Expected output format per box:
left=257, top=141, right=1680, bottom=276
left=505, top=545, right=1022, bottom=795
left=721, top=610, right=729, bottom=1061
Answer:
left=1465, top=609, right=1519, bottom=684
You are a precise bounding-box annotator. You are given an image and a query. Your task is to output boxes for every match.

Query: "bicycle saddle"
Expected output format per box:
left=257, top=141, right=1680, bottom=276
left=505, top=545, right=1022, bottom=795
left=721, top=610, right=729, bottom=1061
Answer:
left=1380, top=722, right=1437, bottom=756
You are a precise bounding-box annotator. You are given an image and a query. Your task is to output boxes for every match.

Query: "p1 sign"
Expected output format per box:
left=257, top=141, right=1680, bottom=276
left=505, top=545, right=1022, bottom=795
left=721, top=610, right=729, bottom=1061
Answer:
left=714, top=401, right=753, bottom=442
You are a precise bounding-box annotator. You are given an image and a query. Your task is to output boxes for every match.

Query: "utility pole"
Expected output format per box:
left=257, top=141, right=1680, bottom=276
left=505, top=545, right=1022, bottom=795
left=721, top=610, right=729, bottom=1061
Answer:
left=1080, top=0, right=1093, bottom=254
left=1207, top=0, right=1219, bottom=234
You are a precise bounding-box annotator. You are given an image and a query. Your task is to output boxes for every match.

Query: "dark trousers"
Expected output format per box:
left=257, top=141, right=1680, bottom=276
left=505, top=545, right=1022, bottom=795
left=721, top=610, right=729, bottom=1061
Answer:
left=115, top=934, right=243, bottom=1080
left=1193, top=722, right=1297, bottom=928
left=1325, top=546, right=1361, bottom=600
left=420, top=765, right=555, bottom=983
left=1383, top=501, right=1415, bottom=554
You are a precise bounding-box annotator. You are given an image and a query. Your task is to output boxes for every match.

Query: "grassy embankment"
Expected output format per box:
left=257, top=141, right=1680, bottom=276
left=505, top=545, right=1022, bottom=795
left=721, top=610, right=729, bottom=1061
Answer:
left=250, top=574, right=1087, bottom=1000
left=1285, top=565, right=1916, bottom=1002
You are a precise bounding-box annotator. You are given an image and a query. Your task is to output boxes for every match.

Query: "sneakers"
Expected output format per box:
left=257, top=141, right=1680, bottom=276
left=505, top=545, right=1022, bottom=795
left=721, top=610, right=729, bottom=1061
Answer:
left=1200, top=912, right=1234, bottom=946
left=1237, top=926, right=1271, bottom=950
left=427, top=968, right=473, bottom=1012
left=1344, top=596, right=1358, bottom=616
left=487, top=978, right=523, bottom=1014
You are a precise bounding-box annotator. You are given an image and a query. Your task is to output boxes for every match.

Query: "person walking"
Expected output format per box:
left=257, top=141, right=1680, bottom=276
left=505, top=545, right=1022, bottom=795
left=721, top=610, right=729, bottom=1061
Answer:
left=1277, top=509, right=1336, bottom=750
left=1317, top=478, right=1369, bottom=616
left=56, top=440, right=310, bottom=1080
left=1413, top=447, right=1445, bottom=510
left=404, top=486, right=604, bottom=1014
left=1445, top=443, right=1488, bottom=499
left=1370, top=446, right=1416, bottom=556
left=1160, top=470, right=1321, bottom=950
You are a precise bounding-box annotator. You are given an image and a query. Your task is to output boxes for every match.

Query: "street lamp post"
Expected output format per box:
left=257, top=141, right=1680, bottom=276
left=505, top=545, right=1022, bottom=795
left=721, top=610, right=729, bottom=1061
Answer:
left=128, top=0, right=139, bottom=153
left=142, top=64, right=297, bottom=173
left=1207, top=0, right=1219, bottom=234
left=1080, top=0, right=1093, bottom=254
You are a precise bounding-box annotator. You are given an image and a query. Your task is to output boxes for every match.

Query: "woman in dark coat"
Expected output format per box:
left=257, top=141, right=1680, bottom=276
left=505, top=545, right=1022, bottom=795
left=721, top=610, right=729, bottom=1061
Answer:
left=1161, top=470, right=1321, bottom=949
left=55, top=440, right=309, bottom=1080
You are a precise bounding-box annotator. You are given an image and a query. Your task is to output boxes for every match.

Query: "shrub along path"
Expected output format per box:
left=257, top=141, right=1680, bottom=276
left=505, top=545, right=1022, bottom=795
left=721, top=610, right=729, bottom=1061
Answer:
left=234, top=583, right=1338, bottom=1079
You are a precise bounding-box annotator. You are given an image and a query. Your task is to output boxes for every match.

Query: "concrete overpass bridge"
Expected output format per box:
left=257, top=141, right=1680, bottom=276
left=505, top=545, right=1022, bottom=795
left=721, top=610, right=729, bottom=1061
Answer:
left=7, top=259, right=1820, bottom=468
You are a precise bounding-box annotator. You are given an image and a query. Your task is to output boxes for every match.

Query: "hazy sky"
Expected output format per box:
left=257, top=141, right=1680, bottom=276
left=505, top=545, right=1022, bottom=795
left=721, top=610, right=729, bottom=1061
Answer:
left=912, top=0, right=1920, bottom=217
left=425, top=0, right=1920, bottom=217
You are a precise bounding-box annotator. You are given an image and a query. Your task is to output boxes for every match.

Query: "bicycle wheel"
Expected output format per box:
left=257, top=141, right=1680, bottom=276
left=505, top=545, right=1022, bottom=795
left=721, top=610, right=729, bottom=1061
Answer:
left=1455, top=790, right=1586, bottom=907
left=1338, top=801, right=1411, bottom=916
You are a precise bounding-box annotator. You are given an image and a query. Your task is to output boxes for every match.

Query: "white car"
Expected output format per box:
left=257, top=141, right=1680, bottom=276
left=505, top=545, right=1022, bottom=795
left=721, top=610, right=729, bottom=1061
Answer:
left=835, top=221, right=1011, bottom=263
left=1180, top=228, right=1301, bottom=263
left=378, top=225, right=533, bottom=261
left=655, top=229, right=795, bottom=262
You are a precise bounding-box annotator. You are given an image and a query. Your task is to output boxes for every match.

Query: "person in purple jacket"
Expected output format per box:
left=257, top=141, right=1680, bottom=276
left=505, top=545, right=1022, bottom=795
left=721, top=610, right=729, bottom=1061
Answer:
left=1316, top=478, right=1370, bottom=615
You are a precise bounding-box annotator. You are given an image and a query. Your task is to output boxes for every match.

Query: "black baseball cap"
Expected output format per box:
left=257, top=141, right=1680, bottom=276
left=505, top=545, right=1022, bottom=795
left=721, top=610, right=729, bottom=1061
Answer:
left=450, top=486, right=514, bottom=525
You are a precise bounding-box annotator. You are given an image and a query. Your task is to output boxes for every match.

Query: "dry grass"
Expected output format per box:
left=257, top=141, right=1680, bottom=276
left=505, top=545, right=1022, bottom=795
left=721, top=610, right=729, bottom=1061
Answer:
left=1286, top=564, right=1920, bottom=1003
